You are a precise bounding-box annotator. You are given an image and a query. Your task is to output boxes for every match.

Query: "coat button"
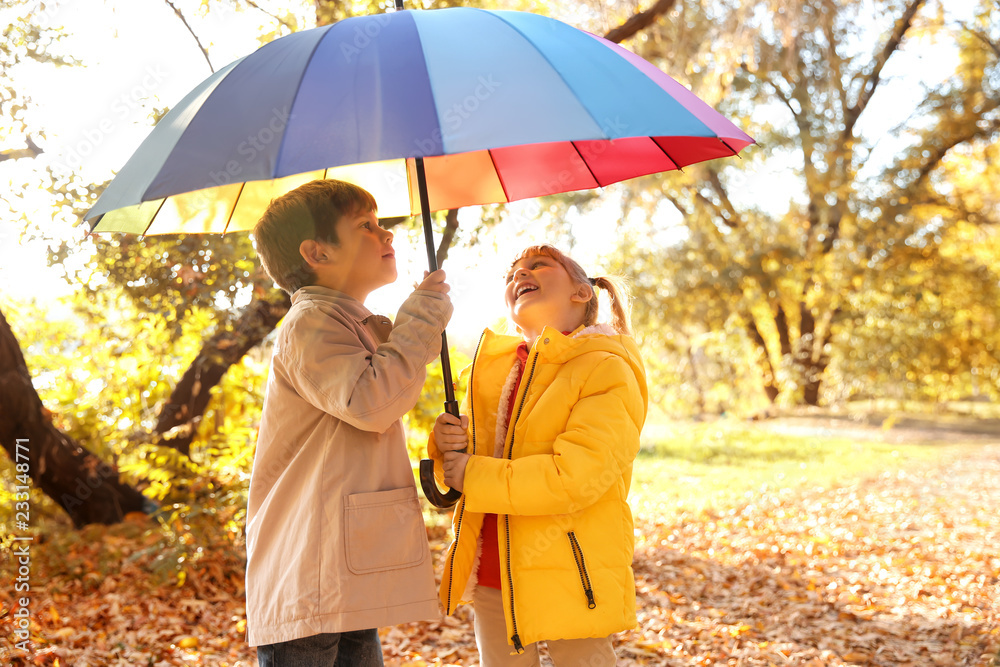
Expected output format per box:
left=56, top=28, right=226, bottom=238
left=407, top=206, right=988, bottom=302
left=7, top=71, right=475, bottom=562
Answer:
left=543, top=337, right=550, bottom=344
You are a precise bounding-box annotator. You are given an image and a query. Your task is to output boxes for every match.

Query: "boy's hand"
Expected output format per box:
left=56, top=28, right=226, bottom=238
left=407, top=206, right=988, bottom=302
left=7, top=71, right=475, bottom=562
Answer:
left=433, top=412, right=469, bottom=453
left=442, top=451, right=469, bottom=492
left=415, top=269, right=450, bottom=295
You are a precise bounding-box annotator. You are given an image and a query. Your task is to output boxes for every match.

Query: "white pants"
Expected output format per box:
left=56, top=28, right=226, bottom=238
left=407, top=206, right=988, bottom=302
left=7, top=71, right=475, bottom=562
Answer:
left=472, top=585, right=618, bottom=667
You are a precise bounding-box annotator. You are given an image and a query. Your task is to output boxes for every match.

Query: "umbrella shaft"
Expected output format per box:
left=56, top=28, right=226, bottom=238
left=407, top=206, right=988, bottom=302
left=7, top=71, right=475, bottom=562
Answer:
left=415, top=157, right=459, bottom=417
left=417, top=158, right=439, bottom=272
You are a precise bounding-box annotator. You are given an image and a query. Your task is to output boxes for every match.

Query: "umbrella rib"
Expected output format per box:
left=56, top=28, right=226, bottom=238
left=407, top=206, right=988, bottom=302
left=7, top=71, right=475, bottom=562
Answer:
left=569, top=141, right=602, bottom=189
left=140, top=199, right=169, bottom=237
left=651, top=138, right=682, bottom=172
left=719, top=138, right=743, bottom=158
left=221, top=182, right=246, bottom=236
left=85, top=215, right=102, bottom=238
left=486, top=149, right=511, bottom=203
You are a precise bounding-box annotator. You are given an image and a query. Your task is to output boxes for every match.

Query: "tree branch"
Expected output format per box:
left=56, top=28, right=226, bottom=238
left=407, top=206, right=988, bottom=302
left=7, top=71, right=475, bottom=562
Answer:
left=436, top=209, right=460, bottom=267
left=912, top=113, right=1000, bottom=190
left=163, top=0, right=214, bottom=73
left=845, top=0, right=927, bottom=138
left=603, top=0, right=678, bottom=44
left=694, top=189, right=737, bottom=229
left=705, top=169, right=741, bottom=225
left=243, top=0, right=297, bottom=32
left=154, top=286, right=290, bottom=456
left=964, top=23, right=1000, bottom=59
left=0, top=135, right=43, bottom=162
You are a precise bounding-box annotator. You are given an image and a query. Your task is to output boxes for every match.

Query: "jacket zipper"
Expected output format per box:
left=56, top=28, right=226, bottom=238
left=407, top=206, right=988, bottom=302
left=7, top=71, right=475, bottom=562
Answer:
left=568, top=532, right=597, bottom=609
left=444, top=331, right=486, bottom=614
left=503, top=349, right=539, bottom=654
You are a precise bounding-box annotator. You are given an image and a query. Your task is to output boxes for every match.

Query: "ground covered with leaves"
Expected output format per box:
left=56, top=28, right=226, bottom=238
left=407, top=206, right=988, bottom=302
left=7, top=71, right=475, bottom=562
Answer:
left=2, top=428, right=998, bottom=666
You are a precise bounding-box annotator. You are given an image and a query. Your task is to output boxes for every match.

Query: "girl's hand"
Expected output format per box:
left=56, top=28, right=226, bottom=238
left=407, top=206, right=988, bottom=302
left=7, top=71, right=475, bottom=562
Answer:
left=442, top=451, right=470, bottom=492
left=433, top=412, right=469, bottom=453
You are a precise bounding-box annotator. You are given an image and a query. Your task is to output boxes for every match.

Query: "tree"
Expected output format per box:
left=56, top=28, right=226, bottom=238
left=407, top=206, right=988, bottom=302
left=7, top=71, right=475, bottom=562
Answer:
left=614, top=0, right=1000, bottom=411
left=0, top=306, right=148, bottom=526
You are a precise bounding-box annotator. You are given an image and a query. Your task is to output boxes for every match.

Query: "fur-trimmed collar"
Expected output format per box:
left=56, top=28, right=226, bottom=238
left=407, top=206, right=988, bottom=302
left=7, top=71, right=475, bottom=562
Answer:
left=574, top=323, right=617, bottom=337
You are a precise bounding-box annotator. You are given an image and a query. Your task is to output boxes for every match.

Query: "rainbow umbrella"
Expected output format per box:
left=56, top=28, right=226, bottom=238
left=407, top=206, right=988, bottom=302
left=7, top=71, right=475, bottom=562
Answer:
left=85, top=6, right=753, bottom=505
left=86, top=7, right=752, bottom=234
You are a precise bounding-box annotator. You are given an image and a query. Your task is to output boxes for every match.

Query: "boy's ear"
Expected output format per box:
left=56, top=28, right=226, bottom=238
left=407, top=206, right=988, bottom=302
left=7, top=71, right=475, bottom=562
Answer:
left=570, top=283, right=594, bottom=304
left=299, top=240, right=329, bottom=267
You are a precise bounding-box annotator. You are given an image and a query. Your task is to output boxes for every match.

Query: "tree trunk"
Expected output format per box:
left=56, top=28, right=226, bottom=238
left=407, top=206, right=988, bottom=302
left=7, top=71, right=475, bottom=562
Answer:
left=746, top=317, right=780, bottom=403
left=155, top=287, right=290, bottom=456
left=0, top=307, right=147, bottom=527
left=798, top=304, right=829, bottom=407
left=764, top=300, right=830, bottom=407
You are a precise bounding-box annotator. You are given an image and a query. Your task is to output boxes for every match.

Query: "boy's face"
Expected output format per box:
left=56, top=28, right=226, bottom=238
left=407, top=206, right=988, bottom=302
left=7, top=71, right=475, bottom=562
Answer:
left=504, top=253, right=590, bottom=342
left=316, top=207, right=396, bottom=301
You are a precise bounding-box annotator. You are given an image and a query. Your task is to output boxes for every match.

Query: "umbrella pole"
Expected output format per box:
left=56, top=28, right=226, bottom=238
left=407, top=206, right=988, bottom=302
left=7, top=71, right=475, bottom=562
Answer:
left=415, top=157, right=464, bottom=509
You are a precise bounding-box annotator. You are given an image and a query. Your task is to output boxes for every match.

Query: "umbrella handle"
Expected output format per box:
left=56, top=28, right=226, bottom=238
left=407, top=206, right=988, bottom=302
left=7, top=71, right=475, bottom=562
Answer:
left=415, top=156, right=464, bottom=509
left=419, top=336, right=464, bottom=509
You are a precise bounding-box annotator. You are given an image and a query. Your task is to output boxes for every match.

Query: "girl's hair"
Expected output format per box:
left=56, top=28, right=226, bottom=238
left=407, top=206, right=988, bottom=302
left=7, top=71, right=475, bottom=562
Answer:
left=508, top=245, right=633, bottom=335
left=253, top=179, right=377, bottom=294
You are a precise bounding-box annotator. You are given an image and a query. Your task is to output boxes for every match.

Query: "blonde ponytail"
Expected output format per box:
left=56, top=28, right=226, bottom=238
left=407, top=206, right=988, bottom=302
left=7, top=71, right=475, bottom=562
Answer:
left=590, top=275, right=632, bottom=335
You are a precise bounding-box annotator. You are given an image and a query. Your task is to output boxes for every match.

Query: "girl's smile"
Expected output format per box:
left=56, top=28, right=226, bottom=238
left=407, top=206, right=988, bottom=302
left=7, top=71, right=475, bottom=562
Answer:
left=513, top=282, right=539, bottom=301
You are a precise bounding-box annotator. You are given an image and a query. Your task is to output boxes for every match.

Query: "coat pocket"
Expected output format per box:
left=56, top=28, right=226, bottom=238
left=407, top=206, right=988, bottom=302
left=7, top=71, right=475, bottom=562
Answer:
left=345, top=487, right=427, bottom=575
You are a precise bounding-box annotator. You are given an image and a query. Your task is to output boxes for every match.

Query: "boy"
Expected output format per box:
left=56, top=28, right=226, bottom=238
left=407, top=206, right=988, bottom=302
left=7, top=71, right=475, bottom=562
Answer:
left=246, top=179, right=452, bottom=666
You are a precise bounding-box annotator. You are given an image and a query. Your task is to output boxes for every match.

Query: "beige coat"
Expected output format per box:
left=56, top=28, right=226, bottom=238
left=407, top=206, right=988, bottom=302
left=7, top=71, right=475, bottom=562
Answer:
left=246, top=286, right=452, bottom=647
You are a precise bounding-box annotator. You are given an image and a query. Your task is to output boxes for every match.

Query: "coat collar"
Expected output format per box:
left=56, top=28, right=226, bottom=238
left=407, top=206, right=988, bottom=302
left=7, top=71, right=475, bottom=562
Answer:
left=291, top=286, right=392, bottom=342
left=479, top=323, right=628, bottom=363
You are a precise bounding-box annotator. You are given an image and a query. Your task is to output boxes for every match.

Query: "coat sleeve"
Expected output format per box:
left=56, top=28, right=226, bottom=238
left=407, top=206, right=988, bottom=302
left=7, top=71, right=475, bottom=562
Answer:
left=461, top=355, right=643, bottom=516
left=280, top=290, right=453, bottom=434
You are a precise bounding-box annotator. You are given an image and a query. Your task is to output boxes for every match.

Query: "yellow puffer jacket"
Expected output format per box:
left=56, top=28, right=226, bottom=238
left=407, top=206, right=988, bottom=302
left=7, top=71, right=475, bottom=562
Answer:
left=429, top=324, right=648, bottom=651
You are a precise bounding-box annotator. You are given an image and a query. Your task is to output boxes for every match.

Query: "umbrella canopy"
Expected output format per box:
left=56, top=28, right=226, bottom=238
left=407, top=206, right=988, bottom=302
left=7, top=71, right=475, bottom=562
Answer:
left=85, top=7, right=753, bottom=234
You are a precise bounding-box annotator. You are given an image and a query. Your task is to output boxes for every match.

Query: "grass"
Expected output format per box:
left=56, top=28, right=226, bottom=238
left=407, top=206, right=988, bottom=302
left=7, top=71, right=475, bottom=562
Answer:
left=630, top=418, right=948, bottom=515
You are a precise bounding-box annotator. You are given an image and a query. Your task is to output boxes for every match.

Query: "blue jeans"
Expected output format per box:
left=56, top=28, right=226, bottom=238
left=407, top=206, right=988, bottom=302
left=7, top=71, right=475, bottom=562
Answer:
left=256, top=629, right=384, bottom=667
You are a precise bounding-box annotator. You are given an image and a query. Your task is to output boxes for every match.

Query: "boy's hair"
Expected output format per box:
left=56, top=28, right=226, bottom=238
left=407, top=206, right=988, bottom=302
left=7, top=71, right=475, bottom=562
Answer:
left=508, top=244, right=633, bottom=335
left=253, top=179, right=378, bottom=294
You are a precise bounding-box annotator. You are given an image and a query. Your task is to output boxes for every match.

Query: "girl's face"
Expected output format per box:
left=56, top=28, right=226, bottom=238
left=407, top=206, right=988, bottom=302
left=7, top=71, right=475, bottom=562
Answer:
left=504, top=253, right=591, bottom=343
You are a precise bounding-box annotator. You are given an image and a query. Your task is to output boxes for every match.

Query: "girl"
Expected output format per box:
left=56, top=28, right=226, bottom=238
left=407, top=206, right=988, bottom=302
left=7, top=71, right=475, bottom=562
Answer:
left=430, top=245, right=647, bottom=666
